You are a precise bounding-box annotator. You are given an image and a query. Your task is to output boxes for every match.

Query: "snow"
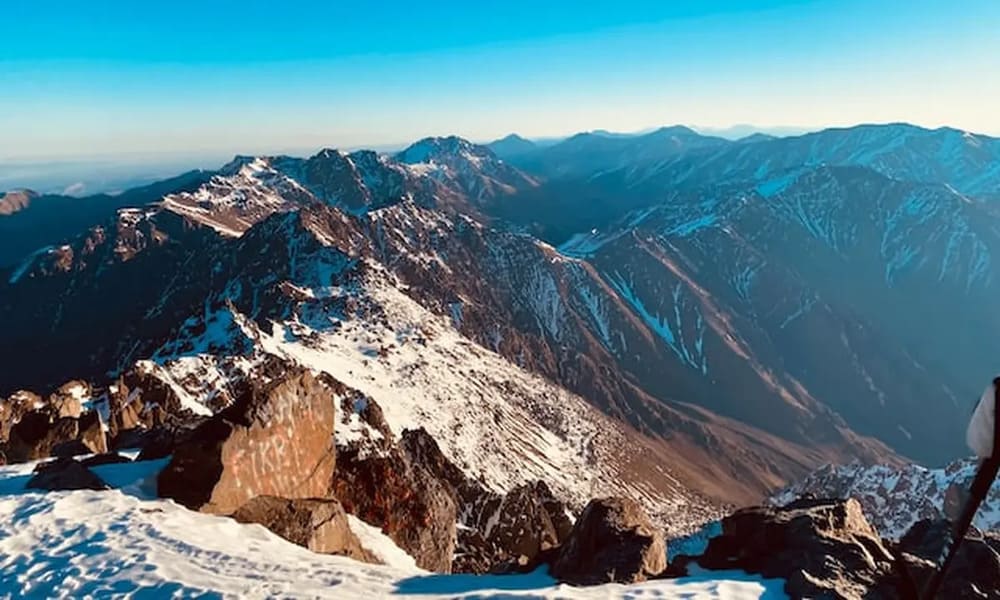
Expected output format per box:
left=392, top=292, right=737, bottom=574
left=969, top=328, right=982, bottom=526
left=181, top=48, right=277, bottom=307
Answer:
left=771, top=458, right=1000, bottom=540
left=0, top=460, right=785, bottom=599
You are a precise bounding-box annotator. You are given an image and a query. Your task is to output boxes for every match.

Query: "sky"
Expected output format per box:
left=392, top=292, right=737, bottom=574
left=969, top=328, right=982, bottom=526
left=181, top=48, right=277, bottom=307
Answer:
left=3, top=0, right=1000, bottom=162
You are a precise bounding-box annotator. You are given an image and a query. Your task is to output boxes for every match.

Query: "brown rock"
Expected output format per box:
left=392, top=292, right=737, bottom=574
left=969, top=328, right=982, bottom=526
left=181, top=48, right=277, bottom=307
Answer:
left=6, top=411, right=79, bottom=463
left=48, top=381, right=89, bottom=419
left=28, top=457, right=109, bottom=491
left=77, top=410, right=108, bottom=455
left=0, top=390, right=42, bottom=442
left=157, top=368, right=336, bottom=515
left=893, top=519, right=1000, bottom=599
left=232, top=495, right=377, bottom=563
left=551, top=496, right=666, bottom=585
left=689, top=497, right=897, bottom=599
left=333, top=441, right=457, bottom=573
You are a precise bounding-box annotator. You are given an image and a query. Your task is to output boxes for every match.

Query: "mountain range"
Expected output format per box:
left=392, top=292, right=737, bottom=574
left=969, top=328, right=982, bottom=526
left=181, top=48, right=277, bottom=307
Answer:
left=3, top=122, right=1000, bottom=519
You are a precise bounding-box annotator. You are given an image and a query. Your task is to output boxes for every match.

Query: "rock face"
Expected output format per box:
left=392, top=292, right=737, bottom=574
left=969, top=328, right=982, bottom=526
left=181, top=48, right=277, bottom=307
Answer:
left=691, top=497, right=898, bottom=599
left=396, top=427, right=573, bottom=574
left=894, top=519, right=1000, bottom=599
left=332, top=439, right=457, bottom=573
left=27, top=457, right=109, bottom=491
left=551, top=497, right=666, bottom=585
left=232, top=496, right=376, bottom=563
left=157, top=369, right=336, bottom=515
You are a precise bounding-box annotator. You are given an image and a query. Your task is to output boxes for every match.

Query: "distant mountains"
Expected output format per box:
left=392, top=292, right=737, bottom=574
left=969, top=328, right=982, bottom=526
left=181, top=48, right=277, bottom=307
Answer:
left=3, top=122, right=1000, bottom=513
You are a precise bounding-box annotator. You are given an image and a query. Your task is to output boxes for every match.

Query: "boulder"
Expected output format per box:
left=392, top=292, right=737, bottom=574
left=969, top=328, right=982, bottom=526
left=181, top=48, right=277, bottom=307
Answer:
left=0, top=391, right=42, bottom=442
left=689, top=497, right=897, bottom=599
left=6, top=411, right=79, bottom=463
left=27, top=457, right=109, bottom=491
left=333, top=441, right=457, bottom=573
left=893, top=518, right=1000, bottom=599
left=78, top=410, right=108, bottom=454
left=232, top=495, right=376, bottom=563
left=157, top=368, right=336, bottom=514
left=551, top=496, right=666, bottom=585
left=51, top=411, right=107, bottom=458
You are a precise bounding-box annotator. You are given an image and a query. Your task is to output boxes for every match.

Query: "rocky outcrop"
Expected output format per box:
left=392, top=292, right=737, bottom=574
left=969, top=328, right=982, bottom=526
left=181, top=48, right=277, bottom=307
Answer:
left=232, top=495, right=376, bottom=563
left=0, top=390, right=42, bottom=442
left=27, top=457, right=109, bottom=491
left=157, top=368, right=337, bottom=514
left=551, top=497, right=666, bottom=585
left=6, top=411, right=81, bottom=463
left=48, top=381, right=88, bottom=419
left=687, top=497, right=898, bottom=599
left=396, top=427, right=573, bottom=574
left=332, top=438, right=457, bottom=573
left=893, top=519, right=1000, bottom=599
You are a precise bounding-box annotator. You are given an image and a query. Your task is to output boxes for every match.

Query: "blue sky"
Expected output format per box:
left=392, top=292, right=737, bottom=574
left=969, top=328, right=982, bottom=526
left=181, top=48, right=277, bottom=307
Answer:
left=3, top=0, right=999, bottom=161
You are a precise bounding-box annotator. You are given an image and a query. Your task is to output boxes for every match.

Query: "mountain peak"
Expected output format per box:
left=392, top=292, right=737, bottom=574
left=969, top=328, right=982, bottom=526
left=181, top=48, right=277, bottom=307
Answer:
left=0, top=189, right=40, bottom=216
left=396, top=136, right=484, bottom=164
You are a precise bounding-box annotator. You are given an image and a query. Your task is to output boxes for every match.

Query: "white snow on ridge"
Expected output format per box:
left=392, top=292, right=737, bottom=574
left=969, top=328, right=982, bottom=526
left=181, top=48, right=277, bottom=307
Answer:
left=0, top=460, right=784, bottom=599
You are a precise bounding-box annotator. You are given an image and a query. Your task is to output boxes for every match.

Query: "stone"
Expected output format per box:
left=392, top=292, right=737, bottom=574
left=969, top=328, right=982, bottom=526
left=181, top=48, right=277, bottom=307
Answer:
left=893, top=518, right=1000, bottom=599
left=333, top=441, right=457, bottom=573
left=6, top=411, right=79, bottom=463
left=48, top=381, right=88, bottom=419
left=27, top=457, right=109, bottom=491
left=232, top=495, right=377, bottom=563
left=689, top=497, right=897, bottom=600
left=551, top=496, right=666, bottom=585
left=157, top=368, right=337, bottom=515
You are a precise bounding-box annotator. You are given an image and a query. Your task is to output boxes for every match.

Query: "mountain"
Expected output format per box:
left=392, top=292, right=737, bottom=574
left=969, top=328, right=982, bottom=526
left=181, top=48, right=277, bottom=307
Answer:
left=487, top=134, right=537, bottom=159
left=0, top=170, right=212, bottom=268
left=395, top=136, right=538, bottom=204
left=0, top=189, right=39, bottom=215
left=771, top=458, right=1000, bottom=540
left=506, top=126, right=731, bottom=180
left=4, top=124, right=1000, bottom=521
left=615, top=123, right=1000, bottom=200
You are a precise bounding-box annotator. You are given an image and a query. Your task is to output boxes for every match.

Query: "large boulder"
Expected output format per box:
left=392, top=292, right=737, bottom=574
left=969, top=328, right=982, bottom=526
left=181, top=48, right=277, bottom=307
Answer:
left=27, top=457, right=109, bottom=491
left=893, top=519, right=1000, bottom=599
left=232, top=495, right=376, bottom=563
left=333, top=438, right=457, bottom=573
left=5, top=411, right=79, bottom=463
left=551, top=496, right=666, bottom=585
left=52, top=410, right=108, bottom=458
left=157, top=368, right=337, bottom=514
left=689, top=497, right=898, bottom=599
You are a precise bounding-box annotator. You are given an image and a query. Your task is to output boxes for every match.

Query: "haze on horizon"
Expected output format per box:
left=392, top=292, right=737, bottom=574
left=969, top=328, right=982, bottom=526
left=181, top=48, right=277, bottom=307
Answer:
left=4, top=0, right=1000, bottom=162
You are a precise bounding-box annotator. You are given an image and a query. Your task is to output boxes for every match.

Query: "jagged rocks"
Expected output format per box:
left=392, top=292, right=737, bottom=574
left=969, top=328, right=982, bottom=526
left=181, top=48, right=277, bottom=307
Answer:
left=6, top=411, right=80, bottom=463
left=157, top=369, right=337, bottom=515
left=3, top=402, right=108, bottom=463
left=332, top=438, right=457, bottom=573
left=893, top=519, right=1000, bottom=599
left=690, top=497, right=897, bottom=599
left=551, top=496, right=666, bottom=585
left=232, top=496, right=377, bottom=563
left=27, top=457, right=110, bottom=491
left=48, top=381, right=88, bottom=419
left=0, top=390, right=42, bottom=442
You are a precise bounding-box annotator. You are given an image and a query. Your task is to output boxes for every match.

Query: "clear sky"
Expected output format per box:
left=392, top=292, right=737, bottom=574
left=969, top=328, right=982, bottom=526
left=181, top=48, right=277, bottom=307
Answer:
left=3, top=0, right=999, bottom=161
